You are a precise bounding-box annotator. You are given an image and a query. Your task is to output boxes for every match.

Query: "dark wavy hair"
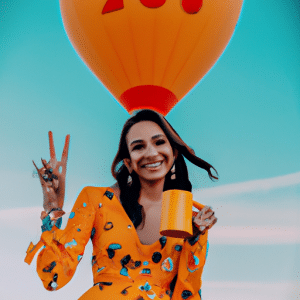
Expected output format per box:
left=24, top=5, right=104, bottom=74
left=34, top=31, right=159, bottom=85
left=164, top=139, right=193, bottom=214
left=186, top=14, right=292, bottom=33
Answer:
left=111, top=109, right=218, bottom=228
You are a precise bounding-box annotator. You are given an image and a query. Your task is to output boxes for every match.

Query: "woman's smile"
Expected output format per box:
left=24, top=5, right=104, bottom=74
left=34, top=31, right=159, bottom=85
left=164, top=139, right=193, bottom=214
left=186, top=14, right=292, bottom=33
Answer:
left=142, top=161, right=163, bottom=169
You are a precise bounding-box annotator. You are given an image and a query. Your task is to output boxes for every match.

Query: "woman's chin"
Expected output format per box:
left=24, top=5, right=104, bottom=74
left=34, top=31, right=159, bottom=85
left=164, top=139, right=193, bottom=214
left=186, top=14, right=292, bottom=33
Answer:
left=139, top=171, right=167, bottom=184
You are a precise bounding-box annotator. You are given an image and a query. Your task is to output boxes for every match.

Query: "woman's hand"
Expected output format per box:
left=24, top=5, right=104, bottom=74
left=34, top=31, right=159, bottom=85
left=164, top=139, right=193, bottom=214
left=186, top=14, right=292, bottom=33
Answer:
left=192, top=205, right=217, bottom=235
left=33, top=131, right=70, bottom=220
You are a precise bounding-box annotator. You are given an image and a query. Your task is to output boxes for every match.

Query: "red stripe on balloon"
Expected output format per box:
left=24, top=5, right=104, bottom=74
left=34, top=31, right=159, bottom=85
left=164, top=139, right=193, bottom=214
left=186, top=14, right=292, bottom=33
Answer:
left=120, top=85, right=178, bottom=116
left=102, top=0, right=124, bottom=14
left=140, top=0, right=166, bottom=8
left=181, top=0, right=203, bottom=14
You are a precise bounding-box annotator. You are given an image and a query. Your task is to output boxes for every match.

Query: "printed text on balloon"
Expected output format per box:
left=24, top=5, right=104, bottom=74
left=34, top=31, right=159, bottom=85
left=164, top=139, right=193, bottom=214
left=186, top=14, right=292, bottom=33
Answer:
left=102, top=0, right=203, bottom=15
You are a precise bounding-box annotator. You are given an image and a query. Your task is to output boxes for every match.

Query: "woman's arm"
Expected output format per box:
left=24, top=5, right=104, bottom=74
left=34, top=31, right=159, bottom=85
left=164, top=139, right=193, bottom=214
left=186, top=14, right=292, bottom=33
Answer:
left=171, top=231, right=208, bottom=300
left=26, top=187, right=96, bottom=291
left=171, top=206, right=217, bottom=299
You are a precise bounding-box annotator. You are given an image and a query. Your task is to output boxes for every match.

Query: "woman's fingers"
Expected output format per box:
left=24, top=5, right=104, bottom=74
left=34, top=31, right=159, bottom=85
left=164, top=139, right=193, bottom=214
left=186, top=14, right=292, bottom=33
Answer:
left=32, top=160, right=43, bottom=179
left=61, top=134, right=70, bottom=165
left=48, top=131, right=57, bottom=162
left=41, top=158, right=51, bottom=171
left=40, top=211, right=48, bottom=220
left=52, top=178, right=59, bottom=190
left=193, top=206, right=217, bottom=232
left=207, top=216, right=218, bottom=229
left=202, top=211, right=214, bottom=220
left=38, top=158, right=60, bottom=183
left=33, top=160, right=51, bottom=186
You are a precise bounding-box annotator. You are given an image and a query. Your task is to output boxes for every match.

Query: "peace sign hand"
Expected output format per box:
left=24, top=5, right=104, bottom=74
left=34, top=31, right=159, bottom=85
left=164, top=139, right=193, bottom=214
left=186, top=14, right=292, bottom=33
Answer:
left=33, top=131, right=70, bottom=220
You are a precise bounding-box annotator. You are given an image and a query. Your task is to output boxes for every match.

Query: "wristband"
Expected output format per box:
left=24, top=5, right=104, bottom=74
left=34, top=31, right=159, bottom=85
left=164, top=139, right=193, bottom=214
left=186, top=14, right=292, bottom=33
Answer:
left=41, top=215, right=62, bottom=232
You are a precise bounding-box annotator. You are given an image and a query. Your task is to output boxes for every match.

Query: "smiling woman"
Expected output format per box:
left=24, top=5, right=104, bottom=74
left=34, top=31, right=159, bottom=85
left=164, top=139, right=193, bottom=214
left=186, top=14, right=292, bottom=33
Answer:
left=25, top=109, right=218, bottom=300
left=124, top=121, right=175, bottom=184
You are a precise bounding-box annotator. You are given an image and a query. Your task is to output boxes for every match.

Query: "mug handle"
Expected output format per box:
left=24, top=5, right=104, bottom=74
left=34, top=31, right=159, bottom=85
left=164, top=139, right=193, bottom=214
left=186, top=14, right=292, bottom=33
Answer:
left=192, top=201, right=205, bottom=211
left=192, top=201, right=204, bottom=218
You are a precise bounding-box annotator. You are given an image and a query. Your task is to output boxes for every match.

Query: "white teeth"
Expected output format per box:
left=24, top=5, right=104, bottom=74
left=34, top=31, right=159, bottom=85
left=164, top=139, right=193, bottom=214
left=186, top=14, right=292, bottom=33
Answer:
left=144, top=162, right=162, bottom=168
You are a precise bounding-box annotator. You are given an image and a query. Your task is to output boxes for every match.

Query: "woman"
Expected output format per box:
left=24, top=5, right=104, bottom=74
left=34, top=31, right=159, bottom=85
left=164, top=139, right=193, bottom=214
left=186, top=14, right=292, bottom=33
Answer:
left=25, top=109, right=218, bottom=300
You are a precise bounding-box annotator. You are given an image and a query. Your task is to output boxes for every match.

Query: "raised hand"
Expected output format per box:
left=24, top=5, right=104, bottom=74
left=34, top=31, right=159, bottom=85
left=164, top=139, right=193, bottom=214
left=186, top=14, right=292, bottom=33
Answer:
left=33, top=131, right=70, bottom=220
left=192, top=205, right=217, bottom=235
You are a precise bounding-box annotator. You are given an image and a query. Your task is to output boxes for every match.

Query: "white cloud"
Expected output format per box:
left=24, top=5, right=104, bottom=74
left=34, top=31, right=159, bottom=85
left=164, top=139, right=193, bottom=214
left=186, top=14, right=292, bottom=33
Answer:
left=209, top=225, right=300, bottom=244
left=193, top=171, right=300, bottom=199
left=201, top=281, right=296, bottom=300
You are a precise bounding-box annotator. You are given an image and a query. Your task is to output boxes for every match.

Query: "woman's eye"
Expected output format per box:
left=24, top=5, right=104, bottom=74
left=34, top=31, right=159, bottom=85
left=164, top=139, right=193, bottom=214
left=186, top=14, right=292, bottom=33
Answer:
left=156, top=139, right=165, bottom=146
left=132, top=144, right=143, bottom=151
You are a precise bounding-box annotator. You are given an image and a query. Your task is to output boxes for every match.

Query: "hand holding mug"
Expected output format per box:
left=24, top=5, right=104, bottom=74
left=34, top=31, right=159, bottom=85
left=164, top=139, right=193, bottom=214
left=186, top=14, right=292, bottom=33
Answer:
left=192, top=205, right=217, bottom=235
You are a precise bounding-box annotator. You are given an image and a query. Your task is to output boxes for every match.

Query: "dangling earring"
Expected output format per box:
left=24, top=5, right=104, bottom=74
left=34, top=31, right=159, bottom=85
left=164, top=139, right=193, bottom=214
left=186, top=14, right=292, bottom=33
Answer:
left=171, top=161, right=176, bottom=180
left=127, top=174, right=133, bottom=186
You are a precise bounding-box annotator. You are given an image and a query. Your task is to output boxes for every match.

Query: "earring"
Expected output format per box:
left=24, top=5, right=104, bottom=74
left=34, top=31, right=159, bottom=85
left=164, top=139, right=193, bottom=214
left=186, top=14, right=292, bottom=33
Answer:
left=171, top=162, right=176, bottom=180
left=127, top=174, right=133, bottom=185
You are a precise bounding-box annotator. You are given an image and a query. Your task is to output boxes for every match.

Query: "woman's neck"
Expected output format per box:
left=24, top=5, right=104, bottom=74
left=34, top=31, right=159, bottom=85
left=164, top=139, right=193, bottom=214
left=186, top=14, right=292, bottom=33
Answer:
left=138, top=178, right=164, bottom=205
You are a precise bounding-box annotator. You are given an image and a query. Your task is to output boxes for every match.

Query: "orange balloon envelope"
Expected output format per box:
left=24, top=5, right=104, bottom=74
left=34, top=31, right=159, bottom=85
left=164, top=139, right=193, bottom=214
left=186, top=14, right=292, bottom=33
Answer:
left=60, top=0, right=243, bottom=115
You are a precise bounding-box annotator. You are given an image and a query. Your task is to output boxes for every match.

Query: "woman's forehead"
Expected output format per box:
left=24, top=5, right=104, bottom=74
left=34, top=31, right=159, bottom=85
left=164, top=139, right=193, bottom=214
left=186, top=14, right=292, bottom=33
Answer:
left=126, top=121, right=165, bottom=142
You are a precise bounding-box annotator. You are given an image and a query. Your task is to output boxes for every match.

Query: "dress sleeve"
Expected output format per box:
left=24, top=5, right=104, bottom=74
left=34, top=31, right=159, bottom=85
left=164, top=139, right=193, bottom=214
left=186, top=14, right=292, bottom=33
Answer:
left=25, top=187, right=96, bottom=291
left=171, top=229, right=208, bottom=300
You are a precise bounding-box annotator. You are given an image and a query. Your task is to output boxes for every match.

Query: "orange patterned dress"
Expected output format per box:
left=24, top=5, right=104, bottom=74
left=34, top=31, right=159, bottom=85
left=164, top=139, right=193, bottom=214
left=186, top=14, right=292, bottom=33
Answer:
left=25, top=187, right=208, bottom=300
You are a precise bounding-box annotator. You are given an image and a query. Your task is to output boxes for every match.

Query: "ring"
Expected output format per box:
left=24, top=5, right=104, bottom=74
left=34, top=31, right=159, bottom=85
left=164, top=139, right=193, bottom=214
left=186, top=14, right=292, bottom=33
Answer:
left=42, top=175, right=48, bottom=182
left=42, top=169, right=58, bottom=182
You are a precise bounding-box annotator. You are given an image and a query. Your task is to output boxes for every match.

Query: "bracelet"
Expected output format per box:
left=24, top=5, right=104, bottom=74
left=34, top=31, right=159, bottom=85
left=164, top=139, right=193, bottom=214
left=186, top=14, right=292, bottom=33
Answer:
left=41, top=215, right=62, bottom=232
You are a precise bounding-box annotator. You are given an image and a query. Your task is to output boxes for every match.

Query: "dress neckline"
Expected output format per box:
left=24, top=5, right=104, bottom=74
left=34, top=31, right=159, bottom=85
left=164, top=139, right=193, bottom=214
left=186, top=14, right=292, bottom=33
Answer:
left=106, top=187, right=164, bottom=249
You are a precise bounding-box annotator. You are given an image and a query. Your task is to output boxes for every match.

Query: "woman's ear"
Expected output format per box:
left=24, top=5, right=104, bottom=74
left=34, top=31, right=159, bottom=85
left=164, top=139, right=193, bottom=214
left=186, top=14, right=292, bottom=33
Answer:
left=123, top=158, right=133, bottom=174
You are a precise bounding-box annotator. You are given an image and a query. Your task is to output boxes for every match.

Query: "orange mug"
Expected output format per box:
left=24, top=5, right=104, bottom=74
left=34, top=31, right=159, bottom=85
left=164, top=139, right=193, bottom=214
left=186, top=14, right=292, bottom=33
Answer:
left=160, top=189, right=204, bottom=238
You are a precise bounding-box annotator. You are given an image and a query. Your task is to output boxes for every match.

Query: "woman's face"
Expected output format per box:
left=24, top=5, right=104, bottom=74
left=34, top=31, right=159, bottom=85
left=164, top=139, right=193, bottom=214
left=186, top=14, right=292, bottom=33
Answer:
left=124, top=121, right=176, bottom=184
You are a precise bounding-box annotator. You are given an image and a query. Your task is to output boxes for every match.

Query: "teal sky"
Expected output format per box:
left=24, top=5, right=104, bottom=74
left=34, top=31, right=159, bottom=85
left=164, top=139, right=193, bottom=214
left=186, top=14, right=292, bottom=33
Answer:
left=0, top=1, right=300, bottom=298
left=1, top=1, right=299, bottom=207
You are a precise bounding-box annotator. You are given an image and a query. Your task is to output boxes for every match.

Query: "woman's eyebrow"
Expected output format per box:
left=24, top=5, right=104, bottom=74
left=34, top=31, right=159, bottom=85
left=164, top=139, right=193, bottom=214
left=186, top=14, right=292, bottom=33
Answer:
left=130, top=139, right=143, bottom=146
left=152, top=134, right=165, bottom=140
left=130, top=134, right=165, bottom=146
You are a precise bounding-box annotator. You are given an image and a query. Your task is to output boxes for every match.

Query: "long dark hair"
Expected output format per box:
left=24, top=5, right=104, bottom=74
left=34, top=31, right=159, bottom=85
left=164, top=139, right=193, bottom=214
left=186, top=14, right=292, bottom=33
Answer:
left=111, top=109, right=218, bottom=228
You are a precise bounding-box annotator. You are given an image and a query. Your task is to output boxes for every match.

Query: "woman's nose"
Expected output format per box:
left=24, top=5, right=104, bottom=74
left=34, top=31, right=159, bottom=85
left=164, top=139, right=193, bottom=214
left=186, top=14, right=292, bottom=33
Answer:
left=145, top=144, right=158, bottom=157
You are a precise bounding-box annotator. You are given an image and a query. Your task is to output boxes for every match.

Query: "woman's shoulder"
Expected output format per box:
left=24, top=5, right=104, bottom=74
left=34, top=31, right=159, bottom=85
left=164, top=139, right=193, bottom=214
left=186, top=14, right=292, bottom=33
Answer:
left=109, top=182, right=121, bottom=203
left=79, top=184, right=121, bottom=204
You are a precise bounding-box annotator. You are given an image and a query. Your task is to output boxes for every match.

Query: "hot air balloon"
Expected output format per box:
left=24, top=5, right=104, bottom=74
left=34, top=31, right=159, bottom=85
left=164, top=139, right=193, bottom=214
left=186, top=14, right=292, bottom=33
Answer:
left=60, top=0, right=243, bottom=115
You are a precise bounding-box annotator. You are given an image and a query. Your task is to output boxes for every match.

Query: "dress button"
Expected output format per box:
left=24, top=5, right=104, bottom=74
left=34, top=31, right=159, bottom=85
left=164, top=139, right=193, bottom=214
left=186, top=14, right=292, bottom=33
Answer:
left=152, top=252, right=162, bottom=263
left=128, top=225, right=132, bottom=229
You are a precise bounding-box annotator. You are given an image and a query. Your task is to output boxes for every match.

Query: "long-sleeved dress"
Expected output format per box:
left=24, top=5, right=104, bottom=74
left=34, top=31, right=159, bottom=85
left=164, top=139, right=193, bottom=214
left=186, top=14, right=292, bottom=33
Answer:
left=25, top=187, right=208, bottom=300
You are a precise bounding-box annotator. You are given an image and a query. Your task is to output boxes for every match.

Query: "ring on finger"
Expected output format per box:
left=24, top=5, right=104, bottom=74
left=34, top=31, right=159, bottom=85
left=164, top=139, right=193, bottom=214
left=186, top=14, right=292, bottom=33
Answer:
left=42, top=170, right=58, bottom=182
left=42, top=174, right=49, bottom=182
